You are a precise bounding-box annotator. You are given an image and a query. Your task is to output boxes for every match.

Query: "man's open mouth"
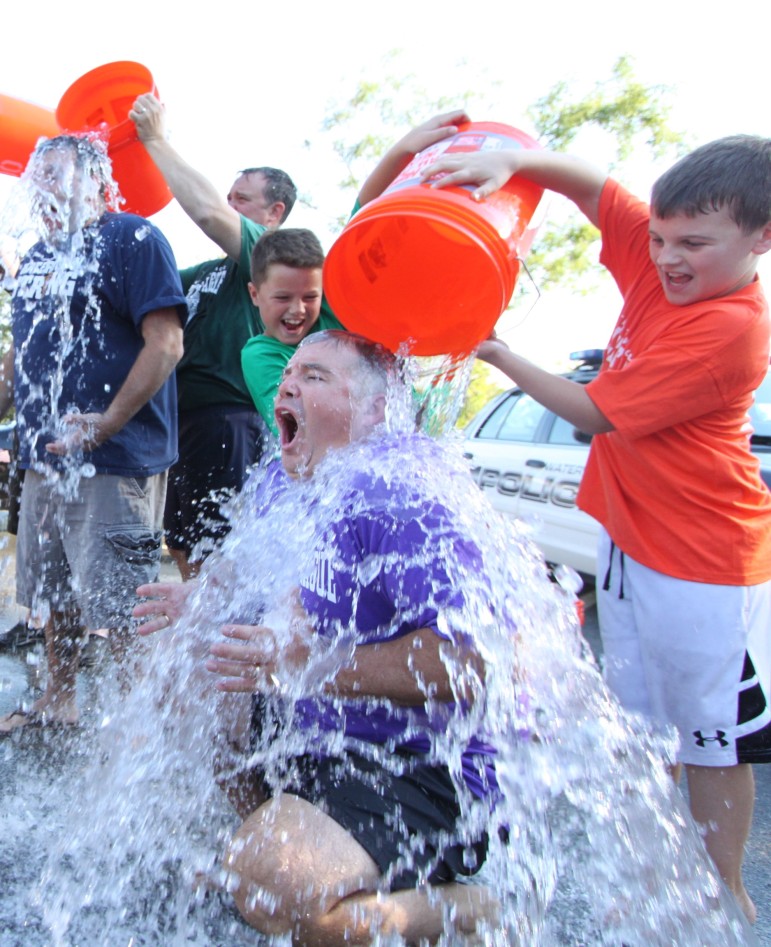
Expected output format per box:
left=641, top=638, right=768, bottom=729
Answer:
left=276, top=408, right=299, bottom=445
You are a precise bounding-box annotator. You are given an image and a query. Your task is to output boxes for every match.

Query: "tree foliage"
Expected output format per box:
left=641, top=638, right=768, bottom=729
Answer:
left=455, top=361, right=505, bottom=429
left=318, top=52, right=494, bottom=230
left=530, top=56, right=683, bottom=159
left=525, top=55, right=687, bottom=290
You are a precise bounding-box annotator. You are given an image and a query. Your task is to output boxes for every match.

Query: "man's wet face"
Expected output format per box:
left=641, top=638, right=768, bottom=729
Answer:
left=274, top=342, right=367, bottom=479
left=30, top=144, right=104, bottom=238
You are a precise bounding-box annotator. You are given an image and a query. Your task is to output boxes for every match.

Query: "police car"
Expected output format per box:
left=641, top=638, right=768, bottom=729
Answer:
left=463, top=351, right=771, bottom=582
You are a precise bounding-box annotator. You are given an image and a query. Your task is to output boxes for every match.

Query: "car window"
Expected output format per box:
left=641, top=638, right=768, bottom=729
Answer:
left=474, top=391, right=544, bottom=442
left=547, top=413, right=590, bottom=446
left=494, top=393, right=544, bottom=442
left=750, top=369, right=771, bottom=439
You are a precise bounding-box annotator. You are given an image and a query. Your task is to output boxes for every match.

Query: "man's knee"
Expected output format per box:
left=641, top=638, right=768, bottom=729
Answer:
left=223, top=805, right=300, bottom=934
left=223, top=796, right=380, bottom=937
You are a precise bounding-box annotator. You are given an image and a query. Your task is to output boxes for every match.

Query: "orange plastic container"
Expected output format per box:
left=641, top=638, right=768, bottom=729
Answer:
left=0, top=94, right=60, bottom=176
left=56, top=61, right=172, bottom=217
left=323, top=122, right=544, bottom=356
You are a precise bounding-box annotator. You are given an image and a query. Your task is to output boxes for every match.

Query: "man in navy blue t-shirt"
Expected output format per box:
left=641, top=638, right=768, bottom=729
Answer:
left=0, top=134, right=186, bottom=734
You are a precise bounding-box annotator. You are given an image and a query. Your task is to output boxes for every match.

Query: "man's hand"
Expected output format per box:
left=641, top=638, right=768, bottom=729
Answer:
left=45, top=412, right=116, bottom=455
left=133, top=581, right=196, bottom=635
left=207, top=623, right=311, bottom=693
left=129, top=93, right=167, bottom=146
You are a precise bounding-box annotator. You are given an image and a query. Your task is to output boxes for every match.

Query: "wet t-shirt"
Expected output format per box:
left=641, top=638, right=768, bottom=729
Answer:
left=252, top=442, right=500, bottom=800
left=12, top=212, right=186, bottom=476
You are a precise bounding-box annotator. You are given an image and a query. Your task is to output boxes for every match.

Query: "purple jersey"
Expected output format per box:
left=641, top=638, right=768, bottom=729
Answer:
left=254, top=438, right=500, bottom=800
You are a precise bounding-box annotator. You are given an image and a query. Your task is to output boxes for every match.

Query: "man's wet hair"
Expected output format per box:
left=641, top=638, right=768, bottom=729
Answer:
left=298, top=330, right=397, bottom=397
left=651, top=135, right=771, bottom=233
left=250, top=228, right=325, bottom=287
left=32, top=133, right=119, bottom=208
left=239, top=166, right=297, bottom=223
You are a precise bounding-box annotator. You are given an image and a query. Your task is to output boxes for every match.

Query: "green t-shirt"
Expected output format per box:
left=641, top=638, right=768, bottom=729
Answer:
left=241, top=304, right=344, bottom=435
left=240, top=199, right=356, bottom=430
left=176, top=216, right=265, bottom=411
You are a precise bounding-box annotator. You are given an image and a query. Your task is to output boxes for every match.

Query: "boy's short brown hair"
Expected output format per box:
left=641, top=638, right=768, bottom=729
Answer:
left=651, top=135, right=771, bottom=233
left=250, top=228, right=325, bottom=287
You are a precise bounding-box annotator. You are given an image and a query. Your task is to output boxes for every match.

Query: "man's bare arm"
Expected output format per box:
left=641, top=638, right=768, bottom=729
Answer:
left=208, top=622, right=483, bottom=706
left=130, top=94, right=243, bottom=260
left=46, top=308, right=184, bottom=454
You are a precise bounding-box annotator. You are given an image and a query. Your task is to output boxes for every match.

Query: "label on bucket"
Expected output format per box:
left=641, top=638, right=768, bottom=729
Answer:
left=387, top=130, right=526, bottom=195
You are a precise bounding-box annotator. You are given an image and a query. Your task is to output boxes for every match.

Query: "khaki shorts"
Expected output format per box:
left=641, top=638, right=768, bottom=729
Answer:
left=16, top=469, right=167, bottom=630
left=597, top=528, right=771, bottom=766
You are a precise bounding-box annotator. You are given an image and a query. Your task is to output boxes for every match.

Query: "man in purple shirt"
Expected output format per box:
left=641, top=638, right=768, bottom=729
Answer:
left=136, top=331, right=502, bottom=944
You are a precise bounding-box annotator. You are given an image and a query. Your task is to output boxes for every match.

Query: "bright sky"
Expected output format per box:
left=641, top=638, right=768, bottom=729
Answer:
left=1, top=0, right=769, bottom=370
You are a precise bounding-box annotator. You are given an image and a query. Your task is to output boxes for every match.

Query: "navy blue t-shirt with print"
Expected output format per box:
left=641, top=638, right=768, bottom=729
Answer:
left=12, top=212, right=187, bottom=476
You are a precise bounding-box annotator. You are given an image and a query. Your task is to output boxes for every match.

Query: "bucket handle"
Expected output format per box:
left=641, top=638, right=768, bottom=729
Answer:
left=502, top=257, right=541, bottom=331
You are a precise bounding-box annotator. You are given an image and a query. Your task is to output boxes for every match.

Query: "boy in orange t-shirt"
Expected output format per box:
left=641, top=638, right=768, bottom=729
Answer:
left=423, top=136, right=771, bottom=923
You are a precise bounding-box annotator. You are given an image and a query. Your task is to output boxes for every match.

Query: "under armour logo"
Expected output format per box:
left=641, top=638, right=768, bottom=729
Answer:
left=693, top=730, right=729, bottom=748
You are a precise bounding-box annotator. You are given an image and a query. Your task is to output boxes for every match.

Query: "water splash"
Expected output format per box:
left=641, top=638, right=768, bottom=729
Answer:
left=0, top=134, right=125, bottom=504
left=2, top=419, right=749, bottom=945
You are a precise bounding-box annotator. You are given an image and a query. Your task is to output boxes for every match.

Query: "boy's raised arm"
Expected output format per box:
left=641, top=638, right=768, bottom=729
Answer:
left=357, top=109, right=470, bottom=208
left=422, top=148, right=608, bottom=227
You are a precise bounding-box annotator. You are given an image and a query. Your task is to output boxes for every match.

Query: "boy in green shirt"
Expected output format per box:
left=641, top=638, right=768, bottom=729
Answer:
left=241, top=229, right=341, bottom=436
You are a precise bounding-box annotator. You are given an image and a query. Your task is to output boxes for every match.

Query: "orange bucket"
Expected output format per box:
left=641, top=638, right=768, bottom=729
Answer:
left=323, top=122, right=544, bottom=356
left=0, top=94, right=60, bottom=177
left=56, top=61, right=172, bottom=217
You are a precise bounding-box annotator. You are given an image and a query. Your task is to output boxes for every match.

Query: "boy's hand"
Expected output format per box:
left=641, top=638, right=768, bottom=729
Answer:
left=396, top=109, right=471, bottom=158
left=476, top=333, right=511, bottom=365
left=421, top=150, right=521, bottom=200
left=357, top=109, right=470, bottom=207
left=130, top=93, right=168, bottom=144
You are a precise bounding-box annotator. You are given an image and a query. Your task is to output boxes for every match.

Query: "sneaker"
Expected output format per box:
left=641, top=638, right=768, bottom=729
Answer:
left=0, top=621, right=45, bottom=652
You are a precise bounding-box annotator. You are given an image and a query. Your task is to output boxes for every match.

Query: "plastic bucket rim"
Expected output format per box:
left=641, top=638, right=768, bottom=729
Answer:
left=336, top=190, right=519, bottom=290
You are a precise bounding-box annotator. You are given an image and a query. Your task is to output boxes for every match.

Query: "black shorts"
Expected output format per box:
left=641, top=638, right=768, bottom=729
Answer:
left=265, top=749, right=492, bottom=892
left=165, top=405, right=268, bottom=557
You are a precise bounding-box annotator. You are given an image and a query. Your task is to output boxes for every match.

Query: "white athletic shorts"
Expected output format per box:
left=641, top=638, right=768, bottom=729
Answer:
left=597, top=528, right=771, bottom=766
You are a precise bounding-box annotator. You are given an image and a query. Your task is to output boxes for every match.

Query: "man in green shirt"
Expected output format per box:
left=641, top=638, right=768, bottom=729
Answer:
left=131, top=95, right=295, bottom=580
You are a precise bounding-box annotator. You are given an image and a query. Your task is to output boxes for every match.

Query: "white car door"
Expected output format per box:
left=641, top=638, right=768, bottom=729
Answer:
left=464, top=389, right=599, bottom=577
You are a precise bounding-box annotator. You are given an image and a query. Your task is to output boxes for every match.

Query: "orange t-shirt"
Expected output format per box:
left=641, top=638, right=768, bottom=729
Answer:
left=578, top=180, right=771, bottom=585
